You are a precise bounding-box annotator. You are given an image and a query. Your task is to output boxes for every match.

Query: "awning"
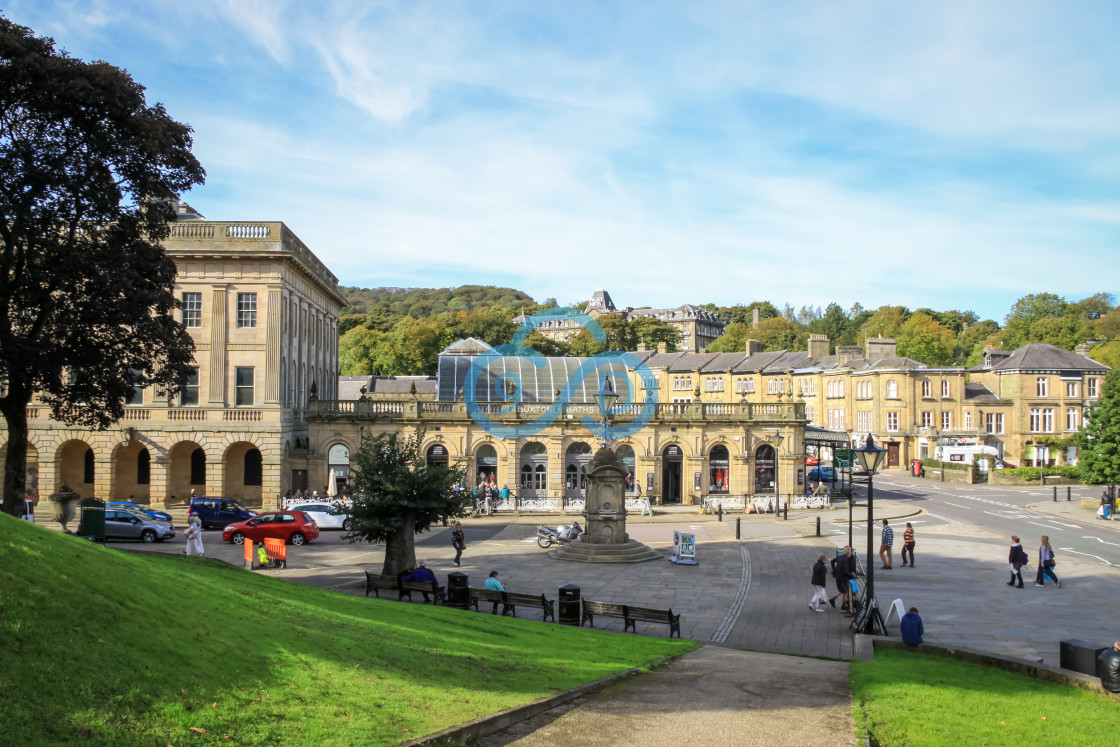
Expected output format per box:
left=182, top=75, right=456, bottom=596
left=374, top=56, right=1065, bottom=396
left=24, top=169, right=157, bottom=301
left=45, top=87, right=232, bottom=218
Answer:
left=804, top=426, right=852, bottom=445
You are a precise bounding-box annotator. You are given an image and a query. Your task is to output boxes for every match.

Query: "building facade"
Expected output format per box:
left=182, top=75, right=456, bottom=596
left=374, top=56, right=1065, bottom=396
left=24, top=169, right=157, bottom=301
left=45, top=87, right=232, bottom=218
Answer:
left=0, top=203, right=345, bottom=507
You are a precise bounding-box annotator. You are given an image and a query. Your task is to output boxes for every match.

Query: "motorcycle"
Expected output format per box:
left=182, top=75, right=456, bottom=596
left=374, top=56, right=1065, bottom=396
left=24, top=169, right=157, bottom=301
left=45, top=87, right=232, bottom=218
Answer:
left=536, top=521, right=583, bottom=548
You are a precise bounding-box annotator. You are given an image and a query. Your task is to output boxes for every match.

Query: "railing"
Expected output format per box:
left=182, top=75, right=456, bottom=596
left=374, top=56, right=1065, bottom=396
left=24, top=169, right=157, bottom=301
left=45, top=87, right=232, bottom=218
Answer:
left=167, top=409, right=207, bottom=422
left=122, top=409, right=152, bottom=420
left=701, top=493, right=830, bottom=514
left=167, top=223, right=215, bottom=239
left=225, top=223, right=270, bottom=239
left=26, top=408, right=40, bottom=419
left=224, top=409, right=263, bottom=422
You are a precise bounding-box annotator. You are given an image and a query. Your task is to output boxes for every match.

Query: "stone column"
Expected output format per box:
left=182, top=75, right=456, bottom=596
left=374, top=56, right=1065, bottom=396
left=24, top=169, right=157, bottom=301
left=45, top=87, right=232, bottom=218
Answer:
left=150, top=453, right=169, bottom=507
left=209, top=285, right=228, bottom=405
left=265, top=285, right=282, bottom=404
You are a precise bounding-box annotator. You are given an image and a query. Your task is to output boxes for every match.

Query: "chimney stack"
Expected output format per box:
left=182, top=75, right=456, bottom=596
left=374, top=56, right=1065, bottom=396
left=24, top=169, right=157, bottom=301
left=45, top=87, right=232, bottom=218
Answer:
left=636, top=341, right=649, bottom=352
left=657, top=341, right=668, bottom=353
left=752, top=306, right=761, bottom=327
left=746, top=339, right=763, bottom=355
left=807, top=334, right=830, bottom=359
left=866, top=337, right=898, bottom=363
left=1075, top=342, right=1092, bottom=357
left=836, top=345, right=863, bottom=366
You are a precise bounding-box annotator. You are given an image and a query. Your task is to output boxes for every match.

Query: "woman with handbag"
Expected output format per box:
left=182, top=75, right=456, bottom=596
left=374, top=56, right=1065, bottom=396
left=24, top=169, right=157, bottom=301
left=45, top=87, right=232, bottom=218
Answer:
left=1007, top=536, right=1025, bottom=588
left=1034, top=535, right=1061, bottom=588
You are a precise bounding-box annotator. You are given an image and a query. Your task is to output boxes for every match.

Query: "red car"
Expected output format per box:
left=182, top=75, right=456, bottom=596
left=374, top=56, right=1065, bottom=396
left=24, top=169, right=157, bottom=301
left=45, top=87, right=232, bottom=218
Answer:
left=222, top=510, right=320, bottom=546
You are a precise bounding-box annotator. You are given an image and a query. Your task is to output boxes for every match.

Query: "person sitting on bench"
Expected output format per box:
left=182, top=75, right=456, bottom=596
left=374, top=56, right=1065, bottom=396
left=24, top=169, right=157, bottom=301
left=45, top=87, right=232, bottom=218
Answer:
left=405, top=560, right=438, bottom=602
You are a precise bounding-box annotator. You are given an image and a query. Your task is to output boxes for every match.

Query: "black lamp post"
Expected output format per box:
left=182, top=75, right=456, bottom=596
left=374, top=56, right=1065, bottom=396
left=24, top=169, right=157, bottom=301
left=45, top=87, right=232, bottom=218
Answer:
left=596, top=375, right=620, bottom=449
left=773, top=429, right=785, bottom=516
left=854, top=433, right=887, bottom=634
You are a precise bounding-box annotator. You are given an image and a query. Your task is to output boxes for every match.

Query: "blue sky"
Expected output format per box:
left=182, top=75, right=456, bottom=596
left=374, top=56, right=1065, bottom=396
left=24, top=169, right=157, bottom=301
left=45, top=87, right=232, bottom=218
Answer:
left=11, top=1, right=1120, bottom=322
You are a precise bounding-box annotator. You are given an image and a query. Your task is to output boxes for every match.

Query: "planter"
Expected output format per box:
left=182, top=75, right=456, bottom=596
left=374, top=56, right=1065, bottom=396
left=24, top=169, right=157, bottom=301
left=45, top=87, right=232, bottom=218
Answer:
left=47, top=484, right=81, bottom=531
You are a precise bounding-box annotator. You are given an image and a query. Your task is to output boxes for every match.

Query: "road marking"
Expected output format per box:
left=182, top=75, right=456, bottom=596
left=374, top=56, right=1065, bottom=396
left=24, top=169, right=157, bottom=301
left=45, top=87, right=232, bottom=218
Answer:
left=1026, top=521, right=1064, bottom=531
left=1051, top=521, right=1080, bottom=528
left=1059, top=547, right=1116, bottom=566
left=925, top=513, right=960, bottom=525
left=944, top=502, right=969, bottom=508
left=1082, top=536, right=1120, bottom=548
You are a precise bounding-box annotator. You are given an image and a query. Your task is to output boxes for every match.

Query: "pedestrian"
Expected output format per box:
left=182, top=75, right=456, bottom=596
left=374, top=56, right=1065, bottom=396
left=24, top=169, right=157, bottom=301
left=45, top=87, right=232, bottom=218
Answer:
left=184, top=515, right=204, bottom=557
left=809, top=554, right=828, bottom=612
left=828, top=546, right=855, bottom=614
left=900, top=607, right=924, bottom=646
left=879, top=518, right=894, bottom=569
left=901, top=522, right=916, bottom=567
left=1007, top=535, right=1026, bottom=588
left=451, top=521, right=466, bottom=566
left=1099, top=490, right=1112, bottom=520
left=1098, top=642, right=1120, bottom=693
left=499, top=484, right=510, bottom=502
left=635, top=479, right=642, bottom=498
left=1034, top=535, right=1061, bottom=588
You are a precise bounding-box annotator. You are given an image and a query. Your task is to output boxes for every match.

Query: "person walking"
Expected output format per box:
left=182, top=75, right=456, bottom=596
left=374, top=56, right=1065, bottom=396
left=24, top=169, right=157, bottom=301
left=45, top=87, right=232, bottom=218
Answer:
left=1007, top=535, right=1026, bottom=588
left=1034, top=535, right=1061, bottom=588
left=879, top=518, right=894, bottom=569
left=184, top=515, right=204, bottom=557
left=901, top=522, right=916, bottom=567
left=451, top=521, right=466, bottom=566
left=1100, top=490, right=1113, bottom=520
left=828, top=546, right=855, bottom=614
left=809, top=554, right=828, bottom=612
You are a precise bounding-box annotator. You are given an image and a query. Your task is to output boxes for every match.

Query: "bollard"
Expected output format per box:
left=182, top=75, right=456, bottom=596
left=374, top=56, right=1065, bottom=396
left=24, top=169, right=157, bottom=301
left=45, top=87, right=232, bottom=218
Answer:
left=718, top=503, right=723, bottom=522
left=816, top=516, right=821, bottom=537
left=1053, top=486, right=1057, bottom=502
left=559, top=584, right=581, bottom=626
left=784, top=498, right=788, bottom=521
left=736, top=517, right=741, bottom=540
left=1067, top=487, right=1072, bottom=502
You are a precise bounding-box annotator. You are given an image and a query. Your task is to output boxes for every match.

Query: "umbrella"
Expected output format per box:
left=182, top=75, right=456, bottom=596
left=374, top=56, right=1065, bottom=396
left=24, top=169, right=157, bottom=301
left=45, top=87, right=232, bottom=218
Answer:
left=327, top=469, right=338, bottom=498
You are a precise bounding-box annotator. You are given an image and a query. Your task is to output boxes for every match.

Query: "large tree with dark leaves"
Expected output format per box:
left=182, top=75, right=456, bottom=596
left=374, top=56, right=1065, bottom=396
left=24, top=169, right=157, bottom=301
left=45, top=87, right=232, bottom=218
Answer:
left=343, top=431, right=468, bottom=576
left=1077, top=369, right=1120, bottom=490
left=0, top=18, right=204, bottom=515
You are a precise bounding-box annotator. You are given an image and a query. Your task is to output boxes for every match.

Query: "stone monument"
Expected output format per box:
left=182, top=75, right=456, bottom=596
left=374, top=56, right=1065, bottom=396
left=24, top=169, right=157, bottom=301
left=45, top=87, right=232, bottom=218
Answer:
left=550, top=447, right=660, bottom=563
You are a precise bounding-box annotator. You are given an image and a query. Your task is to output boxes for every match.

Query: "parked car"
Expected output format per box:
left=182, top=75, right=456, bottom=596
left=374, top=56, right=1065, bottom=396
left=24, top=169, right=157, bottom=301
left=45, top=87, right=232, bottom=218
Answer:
left=286, top=502, right=352, bottom=530
left=106, top=501, right=172, bottom=522
left=805, top=456, right=820, bottom=467
left=809, top=466, right=837, bottom=482
left=189, top=497, right=256, bottom=529
left=104, top=508, right=175, bottom=543
left=221, top=511, right=320, bottom=546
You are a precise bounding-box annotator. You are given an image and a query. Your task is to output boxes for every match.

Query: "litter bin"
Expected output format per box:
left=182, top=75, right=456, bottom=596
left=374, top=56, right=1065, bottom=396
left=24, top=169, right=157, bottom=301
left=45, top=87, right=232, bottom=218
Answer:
left=559, top=584, right=581, bottom=626
left=446, top=571, right=470, bottom=609
left=1060, top=639, right=1108, bottom=676
left=911, top=460, right=924, bottom=478
left=77, top=497, right=106, bottom=542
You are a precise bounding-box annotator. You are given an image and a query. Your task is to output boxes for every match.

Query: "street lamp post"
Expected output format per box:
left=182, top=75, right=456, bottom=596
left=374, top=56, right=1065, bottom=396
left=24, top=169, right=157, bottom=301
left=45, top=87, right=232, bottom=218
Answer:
left=773, top=429, right=785, bottom=515
left=854, top=433, right=888, bottom=635
left=596, top=375, right=620, bottom=450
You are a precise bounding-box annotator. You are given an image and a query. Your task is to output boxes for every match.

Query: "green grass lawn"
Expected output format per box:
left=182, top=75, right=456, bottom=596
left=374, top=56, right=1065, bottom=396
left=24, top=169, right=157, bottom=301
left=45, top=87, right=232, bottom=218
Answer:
left=0, top=514, right=693, bottom=745
left=852, top=648, right=1120, bottom=746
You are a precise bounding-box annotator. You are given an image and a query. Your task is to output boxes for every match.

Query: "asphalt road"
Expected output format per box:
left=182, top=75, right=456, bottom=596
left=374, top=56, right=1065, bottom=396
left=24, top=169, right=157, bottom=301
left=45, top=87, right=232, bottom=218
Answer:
left=846, top=476, right=1120, bottom=568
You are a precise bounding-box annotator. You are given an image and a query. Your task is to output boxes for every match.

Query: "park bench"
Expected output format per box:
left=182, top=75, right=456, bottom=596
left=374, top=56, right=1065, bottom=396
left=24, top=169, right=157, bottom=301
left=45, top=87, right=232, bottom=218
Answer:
left=580, top=600, right=681, bottom=638
left=363, top=570, right=445, bottom=605
left=468, top=588, right=555, bottom=621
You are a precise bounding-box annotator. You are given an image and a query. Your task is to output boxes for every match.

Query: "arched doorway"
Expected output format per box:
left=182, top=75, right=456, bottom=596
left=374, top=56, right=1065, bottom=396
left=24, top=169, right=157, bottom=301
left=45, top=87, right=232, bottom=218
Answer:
left=113, top=442, right=151, bottom=502
left=328, top=443, right=350, bottom=496
left=616, top=444, right=637, bottom=493
left=661, top=445, right=683, bottom=503
left=564, top=442, right=592, bottom=500
left=519, top=441, right=548, bottom=500
left=58, top=440, right=95, bottom=498
left=755, top=445, right=776, bottom=493
left=223, top=442, right=263, bottom=506
left=168, top=441, right=205, bottom=502
left=426, top=443, right=449, bottom=466
left=476, top=444, right=498, bottom=487
left=709, top=445, right=730, bottom=494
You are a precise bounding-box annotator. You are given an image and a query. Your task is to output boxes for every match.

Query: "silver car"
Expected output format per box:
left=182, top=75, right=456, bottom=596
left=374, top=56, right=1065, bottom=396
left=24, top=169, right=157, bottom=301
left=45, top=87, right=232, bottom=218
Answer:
left=104, top=508, right=176, bottom=543
left=286, top=502, right=352, bottom=530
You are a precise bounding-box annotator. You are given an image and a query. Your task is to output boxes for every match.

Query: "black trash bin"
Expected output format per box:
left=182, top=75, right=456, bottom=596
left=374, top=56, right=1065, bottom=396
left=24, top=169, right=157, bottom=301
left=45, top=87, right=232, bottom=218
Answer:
left=1060, top=639, right=1108, bottom=676
left=446, top=571, right=470, bottom=609
left=559, top=584, right=581, bottom=626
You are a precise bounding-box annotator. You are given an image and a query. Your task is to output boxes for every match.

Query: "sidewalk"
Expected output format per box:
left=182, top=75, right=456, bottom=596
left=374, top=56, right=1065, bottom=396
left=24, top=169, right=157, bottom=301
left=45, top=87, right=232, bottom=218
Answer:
left=1028, top=498, right=1120, bottom=530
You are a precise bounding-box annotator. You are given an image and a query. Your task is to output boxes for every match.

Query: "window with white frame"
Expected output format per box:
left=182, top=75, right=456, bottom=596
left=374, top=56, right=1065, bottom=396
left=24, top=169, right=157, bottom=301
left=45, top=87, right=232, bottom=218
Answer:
left=1042, top=408, right=1054, bottom=432
left=942, top=411, right=951, bottom=430
left=857, top=411, right=872, bottom=432
left=768, top=379, right=776, bottom=394
left=1036, top=377, right=1048, bottom=397
left=807, top=405, right=815, bottom=423
left=181, top=292, right=202, bottom=328
left=236, top=293, right=257, bottom=328
left=921, top=411, right=933, bottom=428
left=1066, top=381, right=1078, bottom=397
left=779, top=379, right=785, bottom=394
left=1089, top=378, right=1099, bottom=397
left=827, top=409, right=845, bottom=429
left=1066, top=407, right=1079, bottom=431
left=964, top=411, right=972, bottom=430
left=986, top=412, right=1004, bottom=434
left=886, top=380, right=898, bottom=398
left=804, top=379, right=814, bottom=395
left=837, top=379, right=844, bottom=397
left=941, top=380, right=950, bottom=398
left=180, top=367, right=199, bottom=406
left=1030, top=408, right=1041, bottom=432
left=886, top=412, right=899, bottom=431
left=922, top=380, right=932, bottom=398
left=235, top=366, right=254, bottom=406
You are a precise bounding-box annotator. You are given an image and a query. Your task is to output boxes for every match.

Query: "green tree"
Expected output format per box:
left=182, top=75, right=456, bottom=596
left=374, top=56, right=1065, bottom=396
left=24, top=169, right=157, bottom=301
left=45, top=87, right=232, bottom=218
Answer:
left=954, top=319, right=1001, bottom=366
left=375, top=317, right=443, bottom=375
left=708, top=322, right=749, bottom=353
left=338, top=313, right=367, bottom=335
left=630, top=316, right=680, bottom=350
left=338, top=327, right=383, bottom=375
left=897, top=312, right=956, bottom=365
left=751, top=317, right=807, bottom=352
left=807, top=303, right=850, bottom=352
left=1076, top=369, right=1120, bottom=488
left=522, top=330, right=574, bottom=357
left=597, top=313, right=636, bottom=352
left=0, top=19, right=205, bottom=516
left=343, top=431, right=468, bottom=575
left=858, top=306, right=909, bottom=344
left=1001, top=292, right=1089, bottom=350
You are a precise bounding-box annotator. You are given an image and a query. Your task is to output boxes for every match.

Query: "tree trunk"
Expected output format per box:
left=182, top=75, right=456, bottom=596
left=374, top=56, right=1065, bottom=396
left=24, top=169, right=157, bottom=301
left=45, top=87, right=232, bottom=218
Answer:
left=0, top=382, right=32, bottom=517
left=381, top=510, right=417, bottom=576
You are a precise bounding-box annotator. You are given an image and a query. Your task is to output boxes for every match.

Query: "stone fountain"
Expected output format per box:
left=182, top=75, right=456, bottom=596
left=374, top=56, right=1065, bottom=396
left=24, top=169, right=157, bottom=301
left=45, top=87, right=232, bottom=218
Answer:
left=550, top=447, right=661, bottom=563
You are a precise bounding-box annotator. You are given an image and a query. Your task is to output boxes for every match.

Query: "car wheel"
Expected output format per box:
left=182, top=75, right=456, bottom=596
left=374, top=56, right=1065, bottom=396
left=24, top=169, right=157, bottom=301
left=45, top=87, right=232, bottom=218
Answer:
left=290, top=532, right=306, bottom=546
left=231, top=532, right=246, bottom=545
left=141, top=529, right=157, bottom=543
left=342, top=518, right=353, bottom=532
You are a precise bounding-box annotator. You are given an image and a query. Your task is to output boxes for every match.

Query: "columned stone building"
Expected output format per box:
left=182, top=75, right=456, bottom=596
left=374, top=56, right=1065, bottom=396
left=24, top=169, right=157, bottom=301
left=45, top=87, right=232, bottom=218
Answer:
left=0, top=203, right=344, bottom=507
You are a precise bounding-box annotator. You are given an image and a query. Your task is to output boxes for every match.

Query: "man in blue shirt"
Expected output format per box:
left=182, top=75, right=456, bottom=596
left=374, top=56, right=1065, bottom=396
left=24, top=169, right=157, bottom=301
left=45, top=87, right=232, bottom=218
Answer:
left=484, top=570, right=505, bottom=591
left=900, top=607, right=924, bottom=646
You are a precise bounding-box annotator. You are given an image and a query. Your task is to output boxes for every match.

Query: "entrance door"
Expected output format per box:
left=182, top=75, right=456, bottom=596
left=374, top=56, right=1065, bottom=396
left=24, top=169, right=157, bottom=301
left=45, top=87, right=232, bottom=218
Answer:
left=755, top=445, right=776, bottom=493
left=476, top=444, right=498, bottom=488
left=662, top=445, right=683, bottom=503
left=565, top=442, right=592, bottom=501
left=519, top=442, right=548, bottom=500
left=887, top=442, right=900, bottom=468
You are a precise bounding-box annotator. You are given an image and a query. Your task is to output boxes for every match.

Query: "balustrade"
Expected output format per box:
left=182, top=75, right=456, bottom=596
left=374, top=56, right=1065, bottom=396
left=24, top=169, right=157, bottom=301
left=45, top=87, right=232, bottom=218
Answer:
left=167, top=409, right=207, bottom=422
left=224, top=409, right=263, bottom=422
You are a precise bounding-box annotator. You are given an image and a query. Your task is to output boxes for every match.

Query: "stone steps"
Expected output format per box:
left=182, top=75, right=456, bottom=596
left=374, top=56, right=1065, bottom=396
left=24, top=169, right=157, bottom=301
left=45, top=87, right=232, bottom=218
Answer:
left=550, top=539, right=663, bottom=563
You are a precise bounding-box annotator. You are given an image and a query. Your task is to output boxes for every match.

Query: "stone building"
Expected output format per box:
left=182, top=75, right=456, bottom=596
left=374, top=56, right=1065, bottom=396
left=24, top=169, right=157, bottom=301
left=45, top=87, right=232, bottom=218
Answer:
left=0, top=203, right=344, bottom=506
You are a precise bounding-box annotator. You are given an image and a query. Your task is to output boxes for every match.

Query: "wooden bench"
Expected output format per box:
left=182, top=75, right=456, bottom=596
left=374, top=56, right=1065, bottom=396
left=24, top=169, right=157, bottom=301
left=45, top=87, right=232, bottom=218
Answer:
left=363, top=571, right=445, bottom=605
left=580, top=600, right=681, bottom=638
left=468, top=588, right=555, bottom=621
